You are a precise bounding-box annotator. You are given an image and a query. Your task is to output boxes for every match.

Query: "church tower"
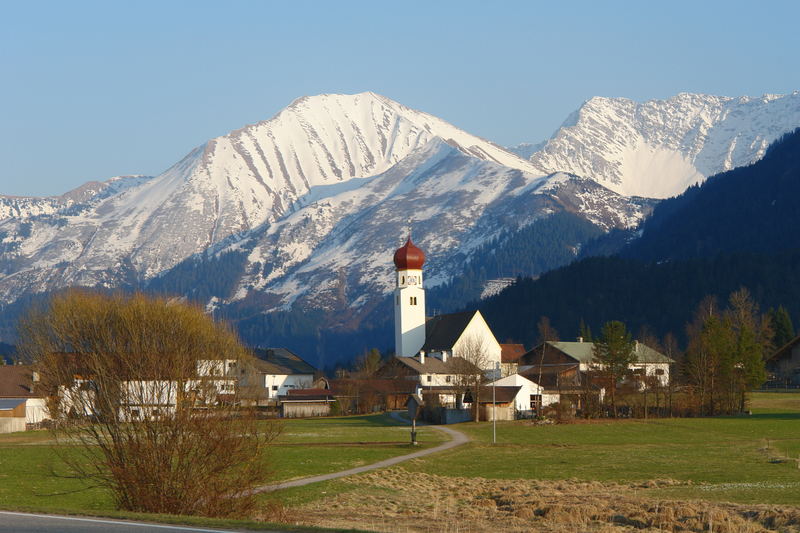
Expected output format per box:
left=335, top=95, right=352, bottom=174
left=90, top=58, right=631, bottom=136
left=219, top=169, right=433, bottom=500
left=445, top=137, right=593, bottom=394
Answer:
left=393, top=237, right=426, bottom=357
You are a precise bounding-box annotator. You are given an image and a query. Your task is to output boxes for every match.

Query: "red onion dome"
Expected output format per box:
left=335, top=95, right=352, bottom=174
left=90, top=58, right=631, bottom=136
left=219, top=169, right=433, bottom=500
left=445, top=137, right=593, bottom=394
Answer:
left=393, top=238, right=425, bottom=270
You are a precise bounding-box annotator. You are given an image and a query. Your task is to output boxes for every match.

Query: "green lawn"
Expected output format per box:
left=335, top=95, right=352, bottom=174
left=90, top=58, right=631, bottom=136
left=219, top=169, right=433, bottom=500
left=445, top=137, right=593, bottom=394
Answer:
left=0, top=413, right=443, bottom=518
left=399, top=392, right=800, bottom=505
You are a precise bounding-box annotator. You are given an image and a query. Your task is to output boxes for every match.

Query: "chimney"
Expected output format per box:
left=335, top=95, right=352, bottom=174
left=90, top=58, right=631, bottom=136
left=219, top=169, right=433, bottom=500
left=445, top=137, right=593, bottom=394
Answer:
left=419, top=350, right=425, bottom=365
left=577, top=336, right=583, bottom=343
left=441, top=350, right=448, bottom=363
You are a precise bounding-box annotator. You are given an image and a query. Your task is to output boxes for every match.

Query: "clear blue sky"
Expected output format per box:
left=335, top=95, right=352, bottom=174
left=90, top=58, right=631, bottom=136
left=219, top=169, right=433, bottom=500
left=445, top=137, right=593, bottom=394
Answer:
left=2, top=0, right=799, bottom=196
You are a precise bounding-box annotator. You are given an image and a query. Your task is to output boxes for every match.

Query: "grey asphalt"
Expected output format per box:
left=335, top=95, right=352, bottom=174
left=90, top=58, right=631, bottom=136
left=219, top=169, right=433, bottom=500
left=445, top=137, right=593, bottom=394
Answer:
left=0, top=511, right=278, bottom=533
left=253, top=415, right=469, bottom=493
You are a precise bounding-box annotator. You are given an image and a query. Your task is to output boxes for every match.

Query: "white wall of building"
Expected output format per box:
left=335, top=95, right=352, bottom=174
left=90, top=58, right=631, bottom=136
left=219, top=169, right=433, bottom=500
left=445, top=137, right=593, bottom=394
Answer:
left=488, top=373, right=560, bottom=412
left=24, top=398, right=49, bottom=424
left=452, top=311, right=502, bottom=371
left=263, top=374, right=314, bottom=399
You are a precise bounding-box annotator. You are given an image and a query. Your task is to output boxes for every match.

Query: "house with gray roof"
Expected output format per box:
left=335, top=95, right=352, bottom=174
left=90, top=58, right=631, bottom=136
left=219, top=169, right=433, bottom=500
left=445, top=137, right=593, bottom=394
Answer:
left=249, top=348, right=316, bottom=400
left=519, top=339, right=674, bottom=386
left=376, top=351, right=481, bottom=387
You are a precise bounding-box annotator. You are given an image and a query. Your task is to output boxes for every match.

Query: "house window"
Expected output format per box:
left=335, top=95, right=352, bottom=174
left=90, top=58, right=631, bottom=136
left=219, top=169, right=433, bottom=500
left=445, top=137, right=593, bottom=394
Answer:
left=446, top=375, right=451, bottom=383
left=401, top=275, right=406, bottom=285
left=410, top=296, right=417, bottom=305
left=272, top=385, right=278, bottom=391
left=655, top=368, right=665, bottom=376
left=530, top=394, right=542, bottom=411
left=426, top=375, right=431, bottom=383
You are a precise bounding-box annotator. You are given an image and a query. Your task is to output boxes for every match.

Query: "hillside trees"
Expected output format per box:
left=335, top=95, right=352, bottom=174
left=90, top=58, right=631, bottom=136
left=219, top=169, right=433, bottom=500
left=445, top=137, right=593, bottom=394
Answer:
left=592, top=321, right=636, bottom=418
left=18, top=290, right=277, bottom=517
left=684, top=289, right=771, bottom=415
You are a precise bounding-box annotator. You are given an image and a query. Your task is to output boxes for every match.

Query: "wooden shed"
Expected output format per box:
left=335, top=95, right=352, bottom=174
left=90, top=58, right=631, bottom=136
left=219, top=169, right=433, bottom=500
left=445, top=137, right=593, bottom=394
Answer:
left=0, top=398, right=27, bottom=433
left=279, top=389, right=335, bottom=418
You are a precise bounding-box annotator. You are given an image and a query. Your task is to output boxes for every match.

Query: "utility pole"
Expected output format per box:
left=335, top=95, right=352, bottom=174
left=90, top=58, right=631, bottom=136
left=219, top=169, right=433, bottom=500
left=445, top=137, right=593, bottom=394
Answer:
left=492, top=361, right=499, bottom=444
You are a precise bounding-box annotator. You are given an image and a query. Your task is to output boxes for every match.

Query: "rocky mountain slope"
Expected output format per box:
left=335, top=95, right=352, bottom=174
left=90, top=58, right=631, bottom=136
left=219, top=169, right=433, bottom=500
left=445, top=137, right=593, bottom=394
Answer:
left=0, top=91, right=798, bottom=333
left=529, top=92, right=800, bottom=198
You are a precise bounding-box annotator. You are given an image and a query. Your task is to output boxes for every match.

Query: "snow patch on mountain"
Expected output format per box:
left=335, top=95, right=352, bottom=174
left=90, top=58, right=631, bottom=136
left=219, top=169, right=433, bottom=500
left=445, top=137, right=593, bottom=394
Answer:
left=530, top=92, right=800, bottom=198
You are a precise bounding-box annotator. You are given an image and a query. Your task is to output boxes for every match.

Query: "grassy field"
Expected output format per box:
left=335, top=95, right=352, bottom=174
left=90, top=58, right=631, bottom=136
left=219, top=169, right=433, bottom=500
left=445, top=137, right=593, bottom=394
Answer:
left=0, top=413, right=442, bottom=519
left=3, top=394, right=800, bottom=531
left=397, top=391, right=800, bottom=505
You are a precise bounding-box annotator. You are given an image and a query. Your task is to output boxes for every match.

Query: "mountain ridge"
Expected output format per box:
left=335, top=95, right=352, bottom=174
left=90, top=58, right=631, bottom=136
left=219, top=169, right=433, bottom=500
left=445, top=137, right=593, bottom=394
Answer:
left=0, top=91, right=799, bottom=359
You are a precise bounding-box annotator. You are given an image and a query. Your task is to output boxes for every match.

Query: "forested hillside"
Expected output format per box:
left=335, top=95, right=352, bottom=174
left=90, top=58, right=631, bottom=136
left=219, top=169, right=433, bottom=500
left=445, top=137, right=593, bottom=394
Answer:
left=624, top=128, right=800, bottom=261
left=478, top=129, right=800, bottom=347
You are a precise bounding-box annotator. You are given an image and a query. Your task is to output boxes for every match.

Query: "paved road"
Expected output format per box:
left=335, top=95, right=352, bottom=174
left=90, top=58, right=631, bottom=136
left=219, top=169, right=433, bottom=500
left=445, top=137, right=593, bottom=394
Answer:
left=0, top=511, right=280, bottom=533
left=253, top=415, right=469, bottom=493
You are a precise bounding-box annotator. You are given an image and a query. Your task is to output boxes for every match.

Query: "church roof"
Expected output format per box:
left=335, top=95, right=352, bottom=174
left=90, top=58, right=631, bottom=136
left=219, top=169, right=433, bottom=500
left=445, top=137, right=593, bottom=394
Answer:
left=421, top=310, right=478, bottom=352
left=393, top=238, right=425, bottom=270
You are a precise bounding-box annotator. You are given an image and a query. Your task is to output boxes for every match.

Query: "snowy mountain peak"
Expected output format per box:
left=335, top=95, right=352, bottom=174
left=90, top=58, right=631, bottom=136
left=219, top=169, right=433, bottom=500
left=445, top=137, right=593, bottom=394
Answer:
left=531, top=91, right=800, bottom=198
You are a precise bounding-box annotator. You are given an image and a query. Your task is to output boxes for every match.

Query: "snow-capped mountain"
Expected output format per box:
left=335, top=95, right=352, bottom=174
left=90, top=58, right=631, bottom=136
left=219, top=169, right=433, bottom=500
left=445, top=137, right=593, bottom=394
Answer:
left=529, top=92, right=800, bottom=198
left=0, top=90, right=797, bottom=325
left=0, top=176, right=152, bottom=220
left=206, top=144, right=651, bottom=316
left=0, top=93, right=541, bottom=303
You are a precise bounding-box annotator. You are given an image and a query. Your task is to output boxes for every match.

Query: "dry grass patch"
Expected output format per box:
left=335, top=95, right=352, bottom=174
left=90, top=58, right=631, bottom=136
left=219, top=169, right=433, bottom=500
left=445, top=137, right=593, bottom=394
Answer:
left=287, top=468, right=800, bottom=532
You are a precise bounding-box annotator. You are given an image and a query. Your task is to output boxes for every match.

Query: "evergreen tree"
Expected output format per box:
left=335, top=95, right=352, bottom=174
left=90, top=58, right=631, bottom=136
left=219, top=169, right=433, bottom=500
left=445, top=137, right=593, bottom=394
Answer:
left=727, top=288, right=770, bottom=410
left=578, top=319, right=593, bottom=342
left=769, top=305, right=795, bottom=348
left=592, top=321, right=636, bottom=417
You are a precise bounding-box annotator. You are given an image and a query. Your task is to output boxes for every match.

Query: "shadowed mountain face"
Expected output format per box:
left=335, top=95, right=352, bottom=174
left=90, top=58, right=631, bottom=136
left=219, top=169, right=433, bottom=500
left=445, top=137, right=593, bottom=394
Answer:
left=477, top=129, right=800, bottom=349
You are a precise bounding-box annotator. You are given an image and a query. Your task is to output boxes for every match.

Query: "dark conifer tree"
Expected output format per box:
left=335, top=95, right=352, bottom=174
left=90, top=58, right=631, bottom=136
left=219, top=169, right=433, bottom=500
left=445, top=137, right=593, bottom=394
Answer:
left=770, top=305, right=795, bottom=348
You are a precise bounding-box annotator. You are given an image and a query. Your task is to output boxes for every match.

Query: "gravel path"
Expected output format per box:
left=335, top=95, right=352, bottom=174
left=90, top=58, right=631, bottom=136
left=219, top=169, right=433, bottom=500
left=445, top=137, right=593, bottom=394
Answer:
left=253, top=414, right=468, bottom=493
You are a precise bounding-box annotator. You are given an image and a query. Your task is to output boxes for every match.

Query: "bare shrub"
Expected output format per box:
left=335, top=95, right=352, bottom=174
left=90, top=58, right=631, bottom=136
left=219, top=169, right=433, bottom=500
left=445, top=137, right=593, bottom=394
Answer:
left=19, top=290, right=279, bottom=517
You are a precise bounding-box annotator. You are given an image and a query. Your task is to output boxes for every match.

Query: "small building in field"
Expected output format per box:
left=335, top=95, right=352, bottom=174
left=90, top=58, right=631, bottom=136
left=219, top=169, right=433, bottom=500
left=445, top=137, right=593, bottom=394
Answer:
left=471, top=385, right=521, bottom=421
left=0, top=398, right=27, bottom=433
left=767, top=335, right=800, bottom=386
left=486, top=373, right=559, bottom=417
left=0, top=364, right=50, bottom=431
left=279, top=388, right=336, bottom=418
left=251, top=348, right=316, bottom=401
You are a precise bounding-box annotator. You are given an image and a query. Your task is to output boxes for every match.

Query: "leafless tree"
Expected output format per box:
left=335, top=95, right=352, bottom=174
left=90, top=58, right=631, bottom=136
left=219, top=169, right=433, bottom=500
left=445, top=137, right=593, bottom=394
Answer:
left=19, top=290, right=279, bottom=517
left=536, top=316, right=560, bottom=393
left=452, top=335, right=491, bottom=422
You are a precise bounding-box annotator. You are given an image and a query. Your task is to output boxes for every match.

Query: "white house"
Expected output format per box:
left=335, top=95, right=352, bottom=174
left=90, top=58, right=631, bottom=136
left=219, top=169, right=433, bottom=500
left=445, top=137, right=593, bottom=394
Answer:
left=119, top=380, right=178, bottom=422
left=520, top=339, right=674, bottom=387
left=249, top=348, right=316, bottom=400
left=486, top=373, right=560, bottom=416
left=0, top=365, right=50, bottom=432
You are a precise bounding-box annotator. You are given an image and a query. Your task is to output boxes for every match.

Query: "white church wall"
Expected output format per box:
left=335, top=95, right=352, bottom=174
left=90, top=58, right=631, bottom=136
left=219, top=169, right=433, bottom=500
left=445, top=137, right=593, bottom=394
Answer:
left=452, top=311, right=502, bottom=371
